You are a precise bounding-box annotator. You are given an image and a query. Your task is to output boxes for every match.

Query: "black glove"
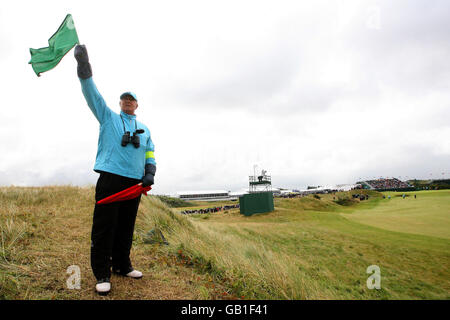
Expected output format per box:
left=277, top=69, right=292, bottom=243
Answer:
left=74, top=44, right=92, bottom=79
left=142, top=163, right=156, bottom=187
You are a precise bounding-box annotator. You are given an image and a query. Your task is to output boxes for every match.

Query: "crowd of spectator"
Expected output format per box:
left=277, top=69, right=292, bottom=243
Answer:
left=366, top=178, right=409, bottom=190
left=180, top=204, right=240, bottom=215
left=352, top=193, right=369, bottom=200
left=275, top=193, right=305, bottom=199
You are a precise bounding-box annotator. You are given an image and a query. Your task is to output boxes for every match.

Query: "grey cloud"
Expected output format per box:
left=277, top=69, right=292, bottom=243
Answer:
left=339, top=0, right=450, bottom=96
left=165, top=1, right=450, bottom=117
left=176, top=45, right=301, bottom=109
left=352, top=145, right=450, bottom=182
left=0, top=163, right=97, bottom=187
left=164, top=9, right=347, bottom=115
left=274, top=145, right=450, bottom=190
left=1, top=1, right=449, bottom=195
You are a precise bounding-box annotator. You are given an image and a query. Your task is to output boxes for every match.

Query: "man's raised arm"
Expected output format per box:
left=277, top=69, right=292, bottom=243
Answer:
left=75, top=44, right=112, bottom=124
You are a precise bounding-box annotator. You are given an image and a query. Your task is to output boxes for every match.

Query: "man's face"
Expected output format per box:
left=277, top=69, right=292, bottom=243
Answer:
left=120, top=95, right=138, bottom=115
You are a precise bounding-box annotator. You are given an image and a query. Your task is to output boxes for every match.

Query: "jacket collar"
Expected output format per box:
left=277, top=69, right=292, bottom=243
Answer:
left=120, top=111, right=137, bottom=120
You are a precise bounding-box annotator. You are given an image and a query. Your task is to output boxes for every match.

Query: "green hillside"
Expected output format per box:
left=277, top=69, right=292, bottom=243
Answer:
left=1, top=187, right=449, bottom=300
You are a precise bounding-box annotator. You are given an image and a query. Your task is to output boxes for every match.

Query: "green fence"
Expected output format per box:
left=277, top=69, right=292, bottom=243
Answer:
left=239, top=192, right=274, bottom=216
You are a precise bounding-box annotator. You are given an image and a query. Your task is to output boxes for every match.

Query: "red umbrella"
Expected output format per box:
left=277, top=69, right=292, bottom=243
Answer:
left=97, top=183, right=152, bottom=205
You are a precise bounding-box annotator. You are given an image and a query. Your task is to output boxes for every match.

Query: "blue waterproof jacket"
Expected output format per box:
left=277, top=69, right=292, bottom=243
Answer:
left=79, top=77, right=156, bottom=180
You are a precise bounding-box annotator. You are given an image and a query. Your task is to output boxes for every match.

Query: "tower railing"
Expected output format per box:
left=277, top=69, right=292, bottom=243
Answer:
left=249, top=174, right=272, bottom=193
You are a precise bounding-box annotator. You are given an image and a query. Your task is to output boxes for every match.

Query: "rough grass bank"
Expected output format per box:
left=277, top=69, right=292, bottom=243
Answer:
left=1, top=187, right=449, bottom=300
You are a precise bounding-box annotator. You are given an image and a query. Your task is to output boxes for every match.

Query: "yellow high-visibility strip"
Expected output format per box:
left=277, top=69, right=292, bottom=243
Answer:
left=146, top=151, right=155, bottom=159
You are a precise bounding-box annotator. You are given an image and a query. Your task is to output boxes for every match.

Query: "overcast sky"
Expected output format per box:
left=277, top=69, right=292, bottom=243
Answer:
left=1, top=0, right=449, bottom=195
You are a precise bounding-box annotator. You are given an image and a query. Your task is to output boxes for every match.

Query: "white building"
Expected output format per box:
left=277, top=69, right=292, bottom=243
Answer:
left=296, top=184, right=361, bottom=194
left=176, top=190, right=230, bottom=201
left=229, top=188, right=249, bottom=200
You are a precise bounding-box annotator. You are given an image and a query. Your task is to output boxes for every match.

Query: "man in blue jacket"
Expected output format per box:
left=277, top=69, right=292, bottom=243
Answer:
left=75, top=44, right=156, bottom=295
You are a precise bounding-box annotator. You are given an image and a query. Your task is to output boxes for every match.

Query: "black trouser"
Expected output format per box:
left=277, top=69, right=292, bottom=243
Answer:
left=91, top=171, right=142, bottom=281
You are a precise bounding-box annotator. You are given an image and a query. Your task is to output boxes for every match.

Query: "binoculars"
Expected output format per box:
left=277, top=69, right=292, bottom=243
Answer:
left=121, top=129, right=145, bottom=148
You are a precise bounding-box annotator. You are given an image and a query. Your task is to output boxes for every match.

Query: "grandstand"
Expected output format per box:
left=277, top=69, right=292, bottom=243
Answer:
left=408, top=179, right=450, bottom=190
left=176, top=190, right=230, bottom=201
left=358, top=178, right=412, bottom=191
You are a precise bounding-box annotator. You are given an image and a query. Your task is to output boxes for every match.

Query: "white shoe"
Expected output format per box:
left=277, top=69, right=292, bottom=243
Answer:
left=126, top=269, right=143, bottom=279
left=95, top=281, right=111, bottom=295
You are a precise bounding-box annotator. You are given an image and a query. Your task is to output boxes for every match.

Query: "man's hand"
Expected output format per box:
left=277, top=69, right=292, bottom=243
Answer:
left=75, top=44, right=92, bottom=79
left=142, top=164, right=156, bottom=187
left=142, top=174, right=154, bottom=187
left=74, top=44, right=89, bottom=63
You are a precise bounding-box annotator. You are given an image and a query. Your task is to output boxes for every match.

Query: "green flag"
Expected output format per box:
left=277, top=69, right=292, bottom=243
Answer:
left=29, top=14, right=79, bottom=77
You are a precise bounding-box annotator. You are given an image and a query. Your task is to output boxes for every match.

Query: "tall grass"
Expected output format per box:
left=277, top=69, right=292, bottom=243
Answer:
left=155, top=195, right=195, bottom=208
left=0, top=186, right=93, bottom=299
left=1, top=187, right=448, bottom=300
left=137, top=196, right=329, bottom=299
left=137, top=191, right=450, bottom=300
left=0, top=213, right=30, bottom=299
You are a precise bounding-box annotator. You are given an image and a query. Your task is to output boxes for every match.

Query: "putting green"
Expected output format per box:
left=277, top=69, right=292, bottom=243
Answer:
left=342, top=190, right=450, bottom=240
